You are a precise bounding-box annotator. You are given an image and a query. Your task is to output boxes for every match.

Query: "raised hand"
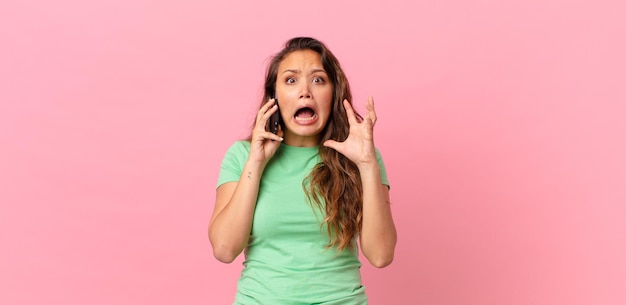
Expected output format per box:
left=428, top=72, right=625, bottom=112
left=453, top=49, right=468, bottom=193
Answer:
left=323, top=96, right=378, bottom=169
left=249, top=99, right=283, bottom=165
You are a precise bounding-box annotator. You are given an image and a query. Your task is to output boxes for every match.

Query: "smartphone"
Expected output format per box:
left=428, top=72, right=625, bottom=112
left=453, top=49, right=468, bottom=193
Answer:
left=268, top=98, right=281, bottom=135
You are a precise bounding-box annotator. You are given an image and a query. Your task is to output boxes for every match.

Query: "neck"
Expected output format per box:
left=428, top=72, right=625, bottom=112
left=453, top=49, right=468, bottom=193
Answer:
left=283, top=134, right=321, bottom=147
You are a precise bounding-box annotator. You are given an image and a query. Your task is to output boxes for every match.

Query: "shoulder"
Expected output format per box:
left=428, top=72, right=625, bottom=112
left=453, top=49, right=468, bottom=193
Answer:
left=220, top=140, right=251, bottom=166
left=224, top=140, right=251, bottom=156
left=374, top=146, right=386, bottom=162
left=217, top=141, right=251, bottom=186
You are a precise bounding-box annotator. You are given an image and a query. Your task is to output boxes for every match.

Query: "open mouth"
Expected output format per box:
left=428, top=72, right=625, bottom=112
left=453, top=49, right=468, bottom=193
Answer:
left=294, top=107, right=317, bottom=122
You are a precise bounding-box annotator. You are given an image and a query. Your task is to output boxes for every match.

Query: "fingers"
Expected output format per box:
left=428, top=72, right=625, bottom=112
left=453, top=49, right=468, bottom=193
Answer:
left=366, top=96, right=377, bottom=126
left=323, top=139, right=340, bottom=151
left=343, top=97, right=377, bottom=126
left=253, top=99, right=283, bottom=141
left=263, top=130, right=284, bottom=142
left=253, top=129, right=283, bottom=143
left=342, top=99, right=359, bottom=125
left=268, top=125, right=284, bottom=142
left=256, top=99, right=277, bottom=128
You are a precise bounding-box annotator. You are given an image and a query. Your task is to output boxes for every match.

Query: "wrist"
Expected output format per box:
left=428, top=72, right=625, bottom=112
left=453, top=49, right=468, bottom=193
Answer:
left=357, top=161, right=380, bottom=174
left=244, top=159, right=267, bottom=172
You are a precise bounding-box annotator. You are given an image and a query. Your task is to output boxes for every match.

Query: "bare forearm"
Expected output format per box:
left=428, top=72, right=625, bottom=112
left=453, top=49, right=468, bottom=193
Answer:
left=359, top=163, right=397, bottom=268
left=209, top=160, right=265, bottom=262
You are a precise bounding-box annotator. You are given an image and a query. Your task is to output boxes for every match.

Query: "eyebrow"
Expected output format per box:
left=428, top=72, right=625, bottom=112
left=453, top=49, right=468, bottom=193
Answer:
left=281, top=68, right=327, bottom=75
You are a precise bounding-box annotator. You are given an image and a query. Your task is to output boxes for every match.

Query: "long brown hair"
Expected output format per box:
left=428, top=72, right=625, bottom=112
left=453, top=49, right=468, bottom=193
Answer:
left=253, top=37, right=363, bottom=251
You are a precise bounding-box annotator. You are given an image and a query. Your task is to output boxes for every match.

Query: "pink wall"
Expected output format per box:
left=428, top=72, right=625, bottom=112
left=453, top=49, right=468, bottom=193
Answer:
left=1, top=0, right=625, bottom=304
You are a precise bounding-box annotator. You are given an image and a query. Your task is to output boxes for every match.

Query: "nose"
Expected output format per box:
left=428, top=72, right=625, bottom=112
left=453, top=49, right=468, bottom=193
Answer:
left=298, top=82, right=312, bottom=99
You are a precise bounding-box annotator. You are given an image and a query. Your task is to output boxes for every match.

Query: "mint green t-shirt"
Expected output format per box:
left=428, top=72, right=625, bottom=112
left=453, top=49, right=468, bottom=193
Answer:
left=217, top=141, right=389, bottom=305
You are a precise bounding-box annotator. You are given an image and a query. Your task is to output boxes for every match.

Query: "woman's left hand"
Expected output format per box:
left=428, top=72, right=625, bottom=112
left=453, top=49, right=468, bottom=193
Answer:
left=323, top=96, right=378, bottom=168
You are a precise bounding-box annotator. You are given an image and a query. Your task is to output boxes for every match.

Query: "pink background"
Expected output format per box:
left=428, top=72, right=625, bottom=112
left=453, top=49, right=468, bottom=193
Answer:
left=1, top=0, right=625, bottom=304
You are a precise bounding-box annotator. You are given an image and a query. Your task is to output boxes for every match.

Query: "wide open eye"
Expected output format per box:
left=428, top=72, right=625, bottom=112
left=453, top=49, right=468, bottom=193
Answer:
left=312, top=77, right=325, bottom=84
left=286, top=77, right=296, bottom=84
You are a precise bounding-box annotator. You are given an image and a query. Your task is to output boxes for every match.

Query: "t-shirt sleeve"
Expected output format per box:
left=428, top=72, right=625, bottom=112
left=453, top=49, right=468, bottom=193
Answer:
left=375, top=147, right=390, bottom=189
left=216, top=141, right=250, bottom=188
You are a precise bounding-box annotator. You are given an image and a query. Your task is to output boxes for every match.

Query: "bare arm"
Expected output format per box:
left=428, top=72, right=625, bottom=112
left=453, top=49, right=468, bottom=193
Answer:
left=209, top=161, right=265, bottom=263
left=324, top=97, right=397, bottom=268
left=358, top=164, right=396, bottom=268
left=208, top=100, right=283, bottom=263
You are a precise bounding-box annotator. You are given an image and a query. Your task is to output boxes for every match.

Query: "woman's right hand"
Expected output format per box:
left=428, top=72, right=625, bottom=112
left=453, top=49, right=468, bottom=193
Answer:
left=249, top=99, right=283, bottom=165
left=210, top=99, right=282, bottom=263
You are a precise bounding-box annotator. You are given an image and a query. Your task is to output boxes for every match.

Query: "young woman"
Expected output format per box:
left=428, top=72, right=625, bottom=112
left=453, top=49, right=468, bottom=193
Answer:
left=209, top=37, right=396, bottom=304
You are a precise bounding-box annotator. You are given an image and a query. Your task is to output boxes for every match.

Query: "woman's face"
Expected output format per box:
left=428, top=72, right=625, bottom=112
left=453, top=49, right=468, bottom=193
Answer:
left=275, top=49, right=334, bottom=147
